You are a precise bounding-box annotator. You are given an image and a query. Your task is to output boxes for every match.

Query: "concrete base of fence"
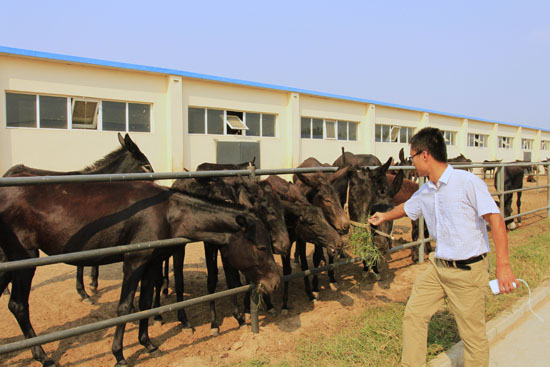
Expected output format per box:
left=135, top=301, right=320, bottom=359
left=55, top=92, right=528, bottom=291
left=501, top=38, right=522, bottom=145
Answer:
left=429, top=281, right=550, bottom=367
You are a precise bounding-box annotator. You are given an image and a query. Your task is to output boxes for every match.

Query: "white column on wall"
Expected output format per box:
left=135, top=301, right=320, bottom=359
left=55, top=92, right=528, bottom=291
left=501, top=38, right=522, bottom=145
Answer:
left=489, top=124, right=498, bottom=160
left=286, top=92, right=301, bottom=167
left=514, top=126, right=522, bottom=160
left=167, top=75, right=184, bottom=172
left=364, top=104, right=375, bottom=153
left=535, top=130, right=542, bottom=162
left=458, top=119, right=469, bottom=154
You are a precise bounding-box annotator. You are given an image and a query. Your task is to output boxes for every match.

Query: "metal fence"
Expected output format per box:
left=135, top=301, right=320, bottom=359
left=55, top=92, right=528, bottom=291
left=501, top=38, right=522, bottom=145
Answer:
left=0, top=161, right=549, bottom=357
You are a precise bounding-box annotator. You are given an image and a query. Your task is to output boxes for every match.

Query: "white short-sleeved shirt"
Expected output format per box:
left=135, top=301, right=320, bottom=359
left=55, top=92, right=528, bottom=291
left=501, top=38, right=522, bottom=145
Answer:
left=404, top=165, right=500, bottom=261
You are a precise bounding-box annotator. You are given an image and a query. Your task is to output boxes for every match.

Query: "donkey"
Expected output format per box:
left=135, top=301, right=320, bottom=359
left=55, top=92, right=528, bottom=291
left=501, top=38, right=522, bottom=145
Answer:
left=264, top=175, right=344, bottom=311
left=495, top=165, right=524, bottom=230
left=2, top=133, right=154, bottom=303
left=0, top=178, right=280, bottom=367
left=170, top=175, right=289, bottom=334
left=333, top=151, right=403, bottom=280
left=292, top=157, right=350, bottom=295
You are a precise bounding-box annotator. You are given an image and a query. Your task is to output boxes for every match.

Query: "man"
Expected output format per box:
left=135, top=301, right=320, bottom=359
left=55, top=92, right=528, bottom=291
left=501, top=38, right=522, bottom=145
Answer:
left=369, top=127, right=517, bottom=367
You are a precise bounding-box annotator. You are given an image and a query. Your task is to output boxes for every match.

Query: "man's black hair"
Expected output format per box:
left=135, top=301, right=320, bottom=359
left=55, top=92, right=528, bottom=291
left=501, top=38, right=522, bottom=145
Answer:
left=410, top=127, right=447, bottom=163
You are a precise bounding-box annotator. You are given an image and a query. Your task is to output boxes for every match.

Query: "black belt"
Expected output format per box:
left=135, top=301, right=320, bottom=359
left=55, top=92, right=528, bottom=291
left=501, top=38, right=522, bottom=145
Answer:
left=437, top=254, right=487, bottom=271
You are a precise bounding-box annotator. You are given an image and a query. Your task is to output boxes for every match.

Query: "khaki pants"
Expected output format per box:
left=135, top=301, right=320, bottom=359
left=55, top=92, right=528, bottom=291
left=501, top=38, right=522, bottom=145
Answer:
left=401, top=252, right=490, bottom=367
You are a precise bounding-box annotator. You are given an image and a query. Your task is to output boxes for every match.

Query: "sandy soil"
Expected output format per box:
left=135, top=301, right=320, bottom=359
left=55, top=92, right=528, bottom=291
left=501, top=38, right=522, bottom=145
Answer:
left=1, top=175, right=548, bottom=367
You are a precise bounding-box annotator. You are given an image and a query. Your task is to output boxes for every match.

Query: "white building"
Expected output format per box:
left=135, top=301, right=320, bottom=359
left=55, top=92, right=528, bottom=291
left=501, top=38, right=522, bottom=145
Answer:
left=1, top=46, right=549, bottom=174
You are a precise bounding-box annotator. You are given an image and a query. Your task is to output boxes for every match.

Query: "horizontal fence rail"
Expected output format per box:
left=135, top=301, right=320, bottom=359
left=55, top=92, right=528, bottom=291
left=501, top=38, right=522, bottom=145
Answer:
left=0, top=160, right=548, bottom=357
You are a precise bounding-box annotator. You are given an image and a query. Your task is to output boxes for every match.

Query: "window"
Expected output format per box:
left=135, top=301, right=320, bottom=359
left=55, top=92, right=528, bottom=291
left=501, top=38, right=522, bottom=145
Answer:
left=467, top=133, right=488, bottom=147
left=301, top=117, right=358, bottom=141
left=188, top=107, right=276, bottom=137
left=498, top=136, right=513, bottom=149
left=521, top=138, right=533, bottom=150
left=541, top=140, right=550, bottom=150
left=5, top=92, right=151, bottom=132
left=6, top=93, right=36, bottom=127
left=442, top=130, right=456, bottom=146
left=375, top=124, right=413, bottom=143
left=72, top=99, right=99, bottom=130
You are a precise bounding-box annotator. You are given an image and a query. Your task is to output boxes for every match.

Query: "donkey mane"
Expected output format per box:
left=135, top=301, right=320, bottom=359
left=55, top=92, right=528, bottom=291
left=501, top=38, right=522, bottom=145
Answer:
left=82, top=146, right=129, bottom=173
left=170, top=188, right=249, bottom=213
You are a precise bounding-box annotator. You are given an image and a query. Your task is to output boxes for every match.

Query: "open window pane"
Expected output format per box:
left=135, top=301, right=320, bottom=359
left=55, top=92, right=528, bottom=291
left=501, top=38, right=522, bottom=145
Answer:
left=312, top=118, right=323, bottom=139
left=390, top=126, right=400, bottom=142
left=188, top=107, right=205, bottom=133
left=72, top=99, right=98, bottom=129
left=326, top=120, right=336, bottom=139
left=39, top=95, right=67, bottom=129
left=301, top=117, right=311, bottom=138
left=246, top=113, right=260, bottom=136
left=207, top=109, right=224, bottom=134
left=226, top=115, right=248, bottom=130
left=6, top=92, right=36, bottom=128
left=129, top=103, right=150, bottom=132
left=262, top=114, right=275, bottom=137
left=103, top=101, right=126, bottom=131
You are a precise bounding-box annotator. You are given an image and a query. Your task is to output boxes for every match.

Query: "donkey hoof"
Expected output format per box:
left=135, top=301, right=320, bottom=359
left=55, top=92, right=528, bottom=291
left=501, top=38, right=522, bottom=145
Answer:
left=280, top=309, right=289, bottom=316
left=508, top=222, right=518, bottom=230
left=211, top=327, right=220, bottom=336
left=154, top=319, right=163, bottom=327
left=181, top=323, right=194, bottom=335
left=312, top=291, right=320, bottom=300
left=329, top=282, right=339, bottom=291
left=82, top=297, right=94, bottom=305
left=145, top=343, right=158, bottom=354
left=267, top=307, right=278, bottom=316
left=115, top=359, right=128, bottom=367
left=43, top=359, right=55, bottom=367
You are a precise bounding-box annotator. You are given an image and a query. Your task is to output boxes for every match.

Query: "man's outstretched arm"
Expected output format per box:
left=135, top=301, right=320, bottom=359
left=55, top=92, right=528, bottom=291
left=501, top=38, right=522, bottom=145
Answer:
left=368, top=202, right=407, bottom=226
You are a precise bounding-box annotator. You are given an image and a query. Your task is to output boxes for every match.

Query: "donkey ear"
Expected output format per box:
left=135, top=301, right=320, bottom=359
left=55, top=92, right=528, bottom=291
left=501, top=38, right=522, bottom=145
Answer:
left=399, top=148, right=405, bottom=162
left=236, top=215, right=248, bottom=229
left=296, top=173, right=315, bottom=187
left=123, top=134, right=138, bottom=153
left=372, top=157, right=392, bottom=176
left=237, top=187, right=254, bottom=209
left=388, top=170, right=404, bottom=197
left=118, top=132, right=125, bottom=147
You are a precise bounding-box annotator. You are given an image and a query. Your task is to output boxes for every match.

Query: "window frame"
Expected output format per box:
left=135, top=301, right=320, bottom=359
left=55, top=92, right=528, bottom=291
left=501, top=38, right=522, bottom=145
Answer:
left=467, top=133, right=488, bottom=148
left=5, top=91, right=151, bottom=133
left=71, top=98, right=100, bottom=130
left=498, top=136, right=513, bottom=149
left=188, top=107, right=276, bottom=137
left=521, top=138, right=534, bottom=150
left=375, top=124, right=413, bottom=143
left=301, top=117, right=358, bottom=141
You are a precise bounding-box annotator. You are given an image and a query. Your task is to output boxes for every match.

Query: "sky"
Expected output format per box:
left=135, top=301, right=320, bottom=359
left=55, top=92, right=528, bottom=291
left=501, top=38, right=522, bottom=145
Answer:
left=1, top=0, right=549, bottom=130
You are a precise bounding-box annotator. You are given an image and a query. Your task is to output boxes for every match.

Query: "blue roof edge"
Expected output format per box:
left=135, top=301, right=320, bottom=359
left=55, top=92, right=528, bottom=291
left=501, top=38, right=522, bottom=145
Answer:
left=1, top=45, right=548, bottom=132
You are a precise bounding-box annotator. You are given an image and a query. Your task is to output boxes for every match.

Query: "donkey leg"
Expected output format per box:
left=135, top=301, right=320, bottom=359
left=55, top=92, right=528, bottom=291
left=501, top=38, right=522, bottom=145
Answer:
left=89, top=265, right=99, bottom=291
left=162, top=257, right=170, bottom=295
left=311, top=245, right=324, bottom=298
left=75, top=265, right=92, bottom=304
left=281, top=253, right=292, bottom=314
left=0, top=270, right=11, bottom=297
left=9, top=268, right=54, bottom=366
left=173, top=246, right=192, bottom=331
left=137, top=263, right=159, bottom=354
left=112, top=264, right=143, bottom=367
left=327, top=252, right=338, bottom=290
left=204, top=243, right=220, bottom=335
left=297, top=239, right=316, bottom=301
left=152, top=263, right=164, bottom=325
left=220, top=252, right=247, bottom=324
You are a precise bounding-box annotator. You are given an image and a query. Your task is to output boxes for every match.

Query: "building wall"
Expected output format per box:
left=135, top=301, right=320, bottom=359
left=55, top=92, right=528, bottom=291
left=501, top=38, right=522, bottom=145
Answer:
left=0, top=55, right=170, bottom=174
left=1, top=51, right=549, bottom=178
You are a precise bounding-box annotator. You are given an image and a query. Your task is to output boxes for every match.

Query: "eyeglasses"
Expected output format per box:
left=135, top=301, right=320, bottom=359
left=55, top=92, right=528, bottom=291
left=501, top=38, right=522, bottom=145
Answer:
left=410, top=151, right=424, bottom=160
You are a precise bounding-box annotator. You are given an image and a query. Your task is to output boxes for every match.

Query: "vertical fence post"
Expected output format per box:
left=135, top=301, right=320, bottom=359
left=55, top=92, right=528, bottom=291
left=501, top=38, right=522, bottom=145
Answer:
left=497, top=165, right=505, bottom=217
left=250, top=286, right=260, bottom=333
left=547, top=163, right=550, bottom=218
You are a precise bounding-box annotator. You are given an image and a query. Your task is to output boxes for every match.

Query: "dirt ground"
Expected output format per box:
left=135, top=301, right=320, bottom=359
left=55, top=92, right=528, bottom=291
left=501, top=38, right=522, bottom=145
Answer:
left=1, top=174, right=548, bottom=367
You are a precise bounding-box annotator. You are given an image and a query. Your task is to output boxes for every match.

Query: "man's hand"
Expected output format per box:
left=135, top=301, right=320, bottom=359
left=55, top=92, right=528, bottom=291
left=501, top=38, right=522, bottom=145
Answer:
left=369, top=212, right=388, bottom=226
left=368, top=203, right=406, bottom=226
